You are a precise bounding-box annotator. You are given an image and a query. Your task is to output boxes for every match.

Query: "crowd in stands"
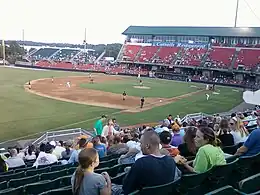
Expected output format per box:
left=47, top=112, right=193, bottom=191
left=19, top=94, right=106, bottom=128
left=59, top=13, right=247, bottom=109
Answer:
left=1, top=108, right=260, bottom=194
left=121, top=44, right=260, bottom=71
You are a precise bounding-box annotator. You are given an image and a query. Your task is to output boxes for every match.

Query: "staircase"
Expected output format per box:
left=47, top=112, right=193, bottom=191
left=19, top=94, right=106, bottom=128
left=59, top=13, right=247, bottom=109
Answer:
left=70, top=50, right=83, bottom=63
left=150, top=47, right=161, bottom=63
left=48, top=49, right=61, bottom=60
left=231, top=50, right=239, bottom=70
left=200, top=49, right=211, bottom=67
left=134, top=46, right=143, bottom=62
left=172, top=48, right=183, bottom=65
left=116, top=44, right=125, bottom=61
left=95, top=50, right=106, bottom=64
left=26, top=48, right=39, bottom=58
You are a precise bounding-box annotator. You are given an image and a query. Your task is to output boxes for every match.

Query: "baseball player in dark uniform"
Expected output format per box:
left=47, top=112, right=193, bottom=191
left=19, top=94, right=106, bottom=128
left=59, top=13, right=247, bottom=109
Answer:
left=139, top=79, right=143, bottom=86
left=90, top=77, right=94, bottom=84
left=123, top=91, right=127, bottom=101
left=28, top=80, right=32, bottom=89
left=140, top=97, right=145, bottom=108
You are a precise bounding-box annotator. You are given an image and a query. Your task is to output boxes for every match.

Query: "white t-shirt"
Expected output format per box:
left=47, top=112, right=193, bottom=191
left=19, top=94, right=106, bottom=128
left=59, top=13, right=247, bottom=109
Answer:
left=6, top=156, right=25, bottom=168
left=231, top=131, right=248, bottom=144
left=25, top=154, right=36, bottom=161
left=101, top=125, right=119, bottom=137
left=33, top=152, right=58, bottom=168
left=52, top=146, right=66, bottom=159
left=126, top=141, right=140, bottom=149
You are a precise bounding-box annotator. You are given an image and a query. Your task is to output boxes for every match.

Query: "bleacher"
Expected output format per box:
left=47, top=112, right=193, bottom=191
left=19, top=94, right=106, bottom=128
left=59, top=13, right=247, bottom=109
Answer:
left=179, top=47, right=207, bottom=66
left=122, top=45, right=141, bottom=61
left=235, top=48, right=260, bottom=69
left=0, top=153, right=124, bottom=195
left=136, top=46, right=159, bottom=63
left=31, top=48, right=59, bottom=60
left=50, top=49, right=79, bottom=62
left=153, top=47, right=180, bottom=64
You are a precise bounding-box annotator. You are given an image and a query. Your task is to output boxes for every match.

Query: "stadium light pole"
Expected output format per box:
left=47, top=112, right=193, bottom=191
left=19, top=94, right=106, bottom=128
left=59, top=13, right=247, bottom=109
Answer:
left=2, top=40, right=6, bottom=66
left=22, top=29, right=25, bottom=48
left=234, top=0, right=239, bottom=27
left=84, top=28, right=87, bottom=53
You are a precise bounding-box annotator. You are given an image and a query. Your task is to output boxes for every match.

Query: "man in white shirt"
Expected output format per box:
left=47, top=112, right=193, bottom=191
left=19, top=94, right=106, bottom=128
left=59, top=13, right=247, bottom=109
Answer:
left=50, top=141, right=65, bottom=159
left=6, top=149, right=25, bottom=168
left=33, top=144, right=58, bottom=168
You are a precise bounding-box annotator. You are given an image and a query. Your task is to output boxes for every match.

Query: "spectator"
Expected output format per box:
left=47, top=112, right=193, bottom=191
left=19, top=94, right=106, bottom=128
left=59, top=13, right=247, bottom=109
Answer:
left=170, top=123, right=183, bottom=147
left=179, top=122, right=188, bottom=137
left=25, top=145, right=36, bottom=161
left=217, top=119, right=234, bottom=147
left=34, top=144, right=58, bottom=168
left=101, top=119, right=119, bottom=137
left=52, top=141, right=66, bottom=159
left=6, top=148, right=25, bottom=168
left=165, top=114, right=174, bottom=127
left=61, top=141, right=73, bottom=159
left=94, top=115, right=107, bottom=136
left=0, top=155, right=8, bottom=173
left=68, top=138, right=88, bottom=165
left=178, top=126, right=197, bottom=157
left=122, top=130, right=181, bottom=194
left=107, top=135, right=128, bottom=155
left=112, top=118, right=120, bottom=131
left=159, top=131, right=180, bottom=157
left=182, top=127, right=226, bottom=173
left=229, top=117, right=249, bottom=144
left=235, top=115, right=260, bottom=157
left=93, top=136, right=107, bottom=158
left=71, top=148, right=112, bottom=195
left=16, top=147, right=25, bottom=159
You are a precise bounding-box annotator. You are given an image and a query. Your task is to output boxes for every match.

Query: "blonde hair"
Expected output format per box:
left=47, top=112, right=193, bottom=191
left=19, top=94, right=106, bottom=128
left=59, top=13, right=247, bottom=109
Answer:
left=232, top=117, right=249, bottom=137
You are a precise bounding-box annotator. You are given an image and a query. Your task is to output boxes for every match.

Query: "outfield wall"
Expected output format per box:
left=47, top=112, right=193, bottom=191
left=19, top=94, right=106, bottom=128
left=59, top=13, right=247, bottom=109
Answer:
left=13, top=64, right=250, bottom=89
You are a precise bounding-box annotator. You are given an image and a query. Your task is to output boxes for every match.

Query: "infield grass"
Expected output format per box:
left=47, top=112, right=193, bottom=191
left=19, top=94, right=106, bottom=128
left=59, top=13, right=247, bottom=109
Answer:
left=0, top=67, right=243, bottom=141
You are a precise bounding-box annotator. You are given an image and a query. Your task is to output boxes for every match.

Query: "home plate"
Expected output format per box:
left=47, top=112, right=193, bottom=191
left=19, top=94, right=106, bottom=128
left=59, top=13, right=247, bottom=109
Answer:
left=213, top=92, right=220, bottom=95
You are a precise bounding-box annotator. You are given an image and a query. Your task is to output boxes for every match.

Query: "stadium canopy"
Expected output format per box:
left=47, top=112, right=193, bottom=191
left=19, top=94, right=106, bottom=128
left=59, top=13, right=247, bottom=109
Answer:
left=122, top=26, right=260, bottom=38
left=243, top=89, right=260, bottom=105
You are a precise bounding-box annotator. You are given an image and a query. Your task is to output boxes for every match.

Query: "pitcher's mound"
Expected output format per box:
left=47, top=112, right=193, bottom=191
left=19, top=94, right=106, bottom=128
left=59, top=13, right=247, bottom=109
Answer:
left=133, top=86, right=151, bottom=89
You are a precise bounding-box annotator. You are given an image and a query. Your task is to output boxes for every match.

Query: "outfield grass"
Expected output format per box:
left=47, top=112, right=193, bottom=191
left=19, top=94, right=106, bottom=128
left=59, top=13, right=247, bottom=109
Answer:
left=0, top=67, right=243, bottom=142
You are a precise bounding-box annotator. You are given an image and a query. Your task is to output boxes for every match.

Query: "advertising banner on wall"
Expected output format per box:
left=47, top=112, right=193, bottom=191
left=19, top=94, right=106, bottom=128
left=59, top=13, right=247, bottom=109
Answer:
left=151, top=42, right=207, bottom=48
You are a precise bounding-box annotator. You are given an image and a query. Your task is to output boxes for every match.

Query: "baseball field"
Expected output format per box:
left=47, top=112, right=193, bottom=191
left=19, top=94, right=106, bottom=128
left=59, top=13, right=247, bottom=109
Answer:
left=0, top=67, right=243, bottom=141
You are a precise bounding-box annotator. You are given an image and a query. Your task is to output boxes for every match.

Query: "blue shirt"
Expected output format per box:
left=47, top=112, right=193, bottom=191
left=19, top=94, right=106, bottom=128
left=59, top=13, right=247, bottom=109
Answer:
left=68, top=149, right=81, bottom=164
left=243, top=128, right=260, bottom=157
left=94, top=144, right=107, bottom=158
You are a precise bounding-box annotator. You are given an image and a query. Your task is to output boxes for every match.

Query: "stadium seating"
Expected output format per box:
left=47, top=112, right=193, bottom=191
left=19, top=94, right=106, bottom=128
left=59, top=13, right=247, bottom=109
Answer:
left=154, top=46, right=180, bottom=64
left=31, top=48, right=59, bottom=60
left=122, top=45, right=141, bottom=61
left=235, top=49, right=260, bottom=69
left=179, top=47, right=207, bottom=66
left=136, top=46, right=159, bottom=63
left=50, top=49, right=79, bottom=61
left=207, top=47, right=236, bottom=68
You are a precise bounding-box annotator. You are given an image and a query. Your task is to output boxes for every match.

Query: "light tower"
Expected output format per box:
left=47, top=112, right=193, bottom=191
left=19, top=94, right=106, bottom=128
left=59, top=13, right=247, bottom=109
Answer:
left=234, top=0, right=239, bottom=27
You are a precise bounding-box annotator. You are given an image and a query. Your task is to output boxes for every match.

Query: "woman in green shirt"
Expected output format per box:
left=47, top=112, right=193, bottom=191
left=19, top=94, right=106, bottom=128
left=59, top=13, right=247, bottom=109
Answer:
left=182, top=126, right=226, bottom=173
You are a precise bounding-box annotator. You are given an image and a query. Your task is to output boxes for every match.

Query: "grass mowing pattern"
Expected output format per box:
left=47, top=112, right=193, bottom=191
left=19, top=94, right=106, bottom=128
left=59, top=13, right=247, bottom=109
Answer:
left=0, top=67, right=243, bottom=141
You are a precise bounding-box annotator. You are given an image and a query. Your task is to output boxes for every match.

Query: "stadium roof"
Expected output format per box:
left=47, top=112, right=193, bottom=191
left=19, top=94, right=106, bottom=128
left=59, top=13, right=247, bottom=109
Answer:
left=122, top=26, right=260, bottom=38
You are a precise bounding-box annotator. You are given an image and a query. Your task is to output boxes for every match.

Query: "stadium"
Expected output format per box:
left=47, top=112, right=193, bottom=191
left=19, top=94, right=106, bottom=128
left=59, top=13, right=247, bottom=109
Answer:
left=0, top=21, right=260, bottom=195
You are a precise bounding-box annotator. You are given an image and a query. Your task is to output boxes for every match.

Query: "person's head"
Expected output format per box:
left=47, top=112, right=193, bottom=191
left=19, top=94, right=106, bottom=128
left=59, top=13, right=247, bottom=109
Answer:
left=78, top=138, right=87, bottom=149
left=92, top=136, right=101, bottom=146
left=168, top=115, right=172, bottom=120
left=195, top=127, right=219, bottom=148
left=113, top=135, right=122, bottom=144
left=159, top=131, right=172, bottom=145
left=183, top=126, right=197, bottom=154
left=112, top=118, right=116, bottom=124
left=39, top=143, right=46, bottom=152
left=107, top=119, right=113, bottom=126
left=172, top=123, right=180, bottom=133
left=219, top=118, right=229, bottom=134
left=28, top=146, right=33, bottom=156
left=231, top=113, right=236, bottom=118
left=59, top=141, right=64, bottom=147
left=101, top=115, right=107, bottom=122
left=140, top=130, right=160, bottom=155
left=73, top=148, right=99, bottom=195
left=45, top=144, right=54, bottom=154
left=213, top=124, right=220, bottom=132
left=10, top=149, right=18, bottom=157
left=229, top=117, right=248, bottom=136
left=182, top=122, right=188, bottom=127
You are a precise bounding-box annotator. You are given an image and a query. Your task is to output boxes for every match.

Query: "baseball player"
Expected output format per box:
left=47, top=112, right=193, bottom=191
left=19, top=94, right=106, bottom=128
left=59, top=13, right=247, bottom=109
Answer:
left=206, top=93, right=210, bottom=101
left=90, top=77, right=94, bottom=84
left=139, top=79, right=143, bottom=86
left=51, top=76, right=54, bottom=83
left=89, top=73, right=92, bottom=79
left=137, top=73, right=141, bottom=79
left=140, top=97, right=145, bottom=108
left=66, top=81, right=71, bottom=88
left=28, top=81, right=32, bottom=90
left=123, top=91, right=127, bottom=101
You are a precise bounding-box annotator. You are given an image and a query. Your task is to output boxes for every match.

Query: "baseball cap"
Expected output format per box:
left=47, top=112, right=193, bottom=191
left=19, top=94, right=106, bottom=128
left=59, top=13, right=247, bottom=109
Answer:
left=50, top=141, right=56, bottom=147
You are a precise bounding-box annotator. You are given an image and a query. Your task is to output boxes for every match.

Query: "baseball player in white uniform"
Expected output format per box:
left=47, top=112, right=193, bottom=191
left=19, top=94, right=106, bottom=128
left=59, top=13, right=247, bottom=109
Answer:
left=206, top=93, right=210, bottom=100
left=66, top=81, right=71, bottom=88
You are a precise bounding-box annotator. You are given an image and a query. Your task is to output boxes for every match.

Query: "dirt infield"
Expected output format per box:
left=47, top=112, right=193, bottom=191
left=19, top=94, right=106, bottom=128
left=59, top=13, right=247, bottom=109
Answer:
left=25, top=75, right=203, bottom=113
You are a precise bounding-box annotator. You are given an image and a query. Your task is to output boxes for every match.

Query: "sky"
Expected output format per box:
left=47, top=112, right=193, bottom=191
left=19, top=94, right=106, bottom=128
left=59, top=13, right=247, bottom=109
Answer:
left=0, top=0, right=260, bottom=44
